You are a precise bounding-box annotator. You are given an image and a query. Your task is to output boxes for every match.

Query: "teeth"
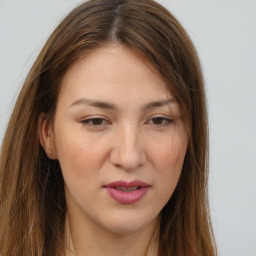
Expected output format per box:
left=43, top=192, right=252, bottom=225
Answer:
left=115, top=186, right=140, bottom=192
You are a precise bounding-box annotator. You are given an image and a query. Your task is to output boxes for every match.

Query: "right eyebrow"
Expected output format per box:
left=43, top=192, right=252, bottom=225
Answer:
left=69, top=98, right=117, bottom=110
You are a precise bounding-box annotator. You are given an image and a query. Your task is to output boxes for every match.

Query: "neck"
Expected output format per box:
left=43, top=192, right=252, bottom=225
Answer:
left=64, top=214, right=159, bottom=256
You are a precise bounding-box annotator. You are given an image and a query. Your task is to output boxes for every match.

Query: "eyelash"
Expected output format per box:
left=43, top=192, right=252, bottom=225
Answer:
left=81, top=116, right=173, bottom=128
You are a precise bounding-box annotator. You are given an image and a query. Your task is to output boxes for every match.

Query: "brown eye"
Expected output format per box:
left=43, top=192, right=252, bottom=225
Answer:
left=91, top=118, right=104, bottom=125
left=152, top=117, right=164, bottom=124
left=81, top=118, right=109, bottom=126
left=146, top=116, right=173, bottom=127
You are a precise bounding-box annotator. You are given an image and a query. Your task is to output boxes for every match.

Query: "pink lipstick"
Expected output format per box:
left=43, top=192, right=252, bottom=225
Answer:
left=104, top=180, right=150, bottom=204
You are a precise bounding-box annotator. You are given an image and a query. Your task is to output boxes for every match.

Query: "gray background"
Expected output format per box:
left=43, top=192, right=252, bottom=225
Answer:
left=0, top=1, right=256, bottom=255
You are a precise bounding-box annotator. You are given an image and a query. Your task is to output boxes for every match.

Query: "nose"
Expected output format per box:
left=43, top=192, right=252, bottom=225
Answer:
left=109, top=123, right=146, bottom=171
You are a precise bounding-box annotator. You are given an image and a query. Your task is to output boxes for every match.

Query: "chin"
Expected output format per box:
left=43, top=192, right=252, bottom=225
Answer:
left=99, top=211, right=158, bottom=235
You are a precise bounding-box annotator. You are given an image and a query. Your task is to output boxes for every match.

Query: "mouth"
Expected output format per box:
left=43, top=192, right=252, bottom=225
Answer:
left=104, top=180, right=150, bottom=204
left=114, top=186, right=141, bottom=192
left=104, top=180, right=150, bottom=190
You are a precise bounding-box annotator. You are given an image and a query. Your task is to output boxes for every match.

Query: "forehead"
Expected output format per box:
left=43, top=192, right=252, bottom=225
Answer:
left=58, top=44, right=173, bottom=106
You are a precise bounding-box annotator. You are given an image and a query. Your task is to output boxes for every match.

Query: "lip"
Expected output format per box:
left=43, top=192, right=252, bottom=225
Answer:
left=104, top=180, right=150, bottom=204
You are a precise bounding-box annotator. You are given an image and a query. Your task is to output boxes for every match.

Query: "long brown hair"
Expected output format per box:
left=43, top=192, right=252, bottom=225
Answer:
left=0, top=0, right=217, bottom=255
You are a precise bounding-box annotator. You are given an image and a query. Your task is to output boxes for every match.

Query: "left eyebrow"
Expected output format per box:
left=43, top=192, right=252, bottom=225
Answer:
left=141, top=99, right=177, bottom=111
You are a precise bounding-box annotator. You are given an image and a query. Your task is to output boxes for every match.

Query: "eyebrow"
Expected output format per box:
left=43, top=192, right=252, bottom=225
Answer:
left=69, top=98, right=177, bottom=111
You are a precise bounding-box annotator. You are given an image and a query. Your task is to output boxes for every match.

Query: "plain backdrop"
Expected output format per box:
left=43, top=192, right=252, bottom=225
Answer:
left=0, top=1, right=256, bottom=255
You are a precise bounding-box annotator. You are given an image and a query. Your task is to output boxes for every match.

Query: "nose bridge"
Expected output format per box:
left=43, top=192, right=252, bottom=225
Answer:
left=110, top=121, right=145, bottom=170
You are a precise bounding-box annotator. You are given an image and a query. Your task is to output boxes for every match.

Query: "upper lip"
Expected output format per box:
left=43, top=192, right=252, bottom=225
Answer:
left=104, top=180, right=150, bottom=188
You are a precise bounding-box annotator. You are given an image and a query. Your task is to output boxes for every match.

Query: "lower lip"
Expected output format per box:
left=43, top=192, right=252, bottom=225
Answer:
left=105, top=187, right=149, bottom=204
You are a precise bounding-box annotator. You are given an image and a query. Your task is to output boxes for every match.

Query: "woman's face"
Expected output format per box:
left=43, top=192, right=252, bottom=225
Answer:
left=47, top=45, right=188, bottom=234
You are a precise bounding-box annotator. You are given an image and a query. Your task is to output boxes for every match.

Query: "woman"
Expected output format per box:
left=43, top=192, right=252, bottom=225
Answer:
left=0, top=0, right=217, bottom=255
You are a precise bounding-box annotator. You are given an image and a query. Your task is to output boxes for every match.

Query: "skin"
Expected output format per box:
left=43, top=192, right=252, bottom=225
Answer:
left=39, top=44, right=188, bottom=256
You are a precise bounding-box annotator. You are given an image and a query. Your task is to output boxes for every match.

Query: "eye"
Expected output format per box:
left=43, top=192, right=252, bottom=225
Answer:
left=81, top=117, right=110, bottom=127
left=146, top=116, right=173, bottom=126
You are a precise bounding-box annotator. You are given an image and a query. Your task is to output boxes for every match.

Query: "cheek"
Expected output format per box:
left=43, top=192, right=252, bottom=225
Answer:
left=153, top=144, right=186, bottom=188
left=151, top=130, right=187, bottom=171
left=54, top=129, right=108, bottom=179
left=149, top=129, right=188, bottom=197
left=54, top=135, right=109, bottom=204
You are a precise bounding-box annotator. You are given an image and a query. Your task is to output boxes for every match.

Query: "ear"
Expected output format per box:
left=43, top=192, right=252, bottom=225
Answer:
left=38, top=113, right=58, bottom=159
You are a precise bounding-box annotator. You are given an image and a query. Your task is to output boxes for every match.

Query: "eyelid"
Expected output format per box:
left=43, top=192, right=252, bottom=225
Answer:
left=146, top=114, right=174, bottom=120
